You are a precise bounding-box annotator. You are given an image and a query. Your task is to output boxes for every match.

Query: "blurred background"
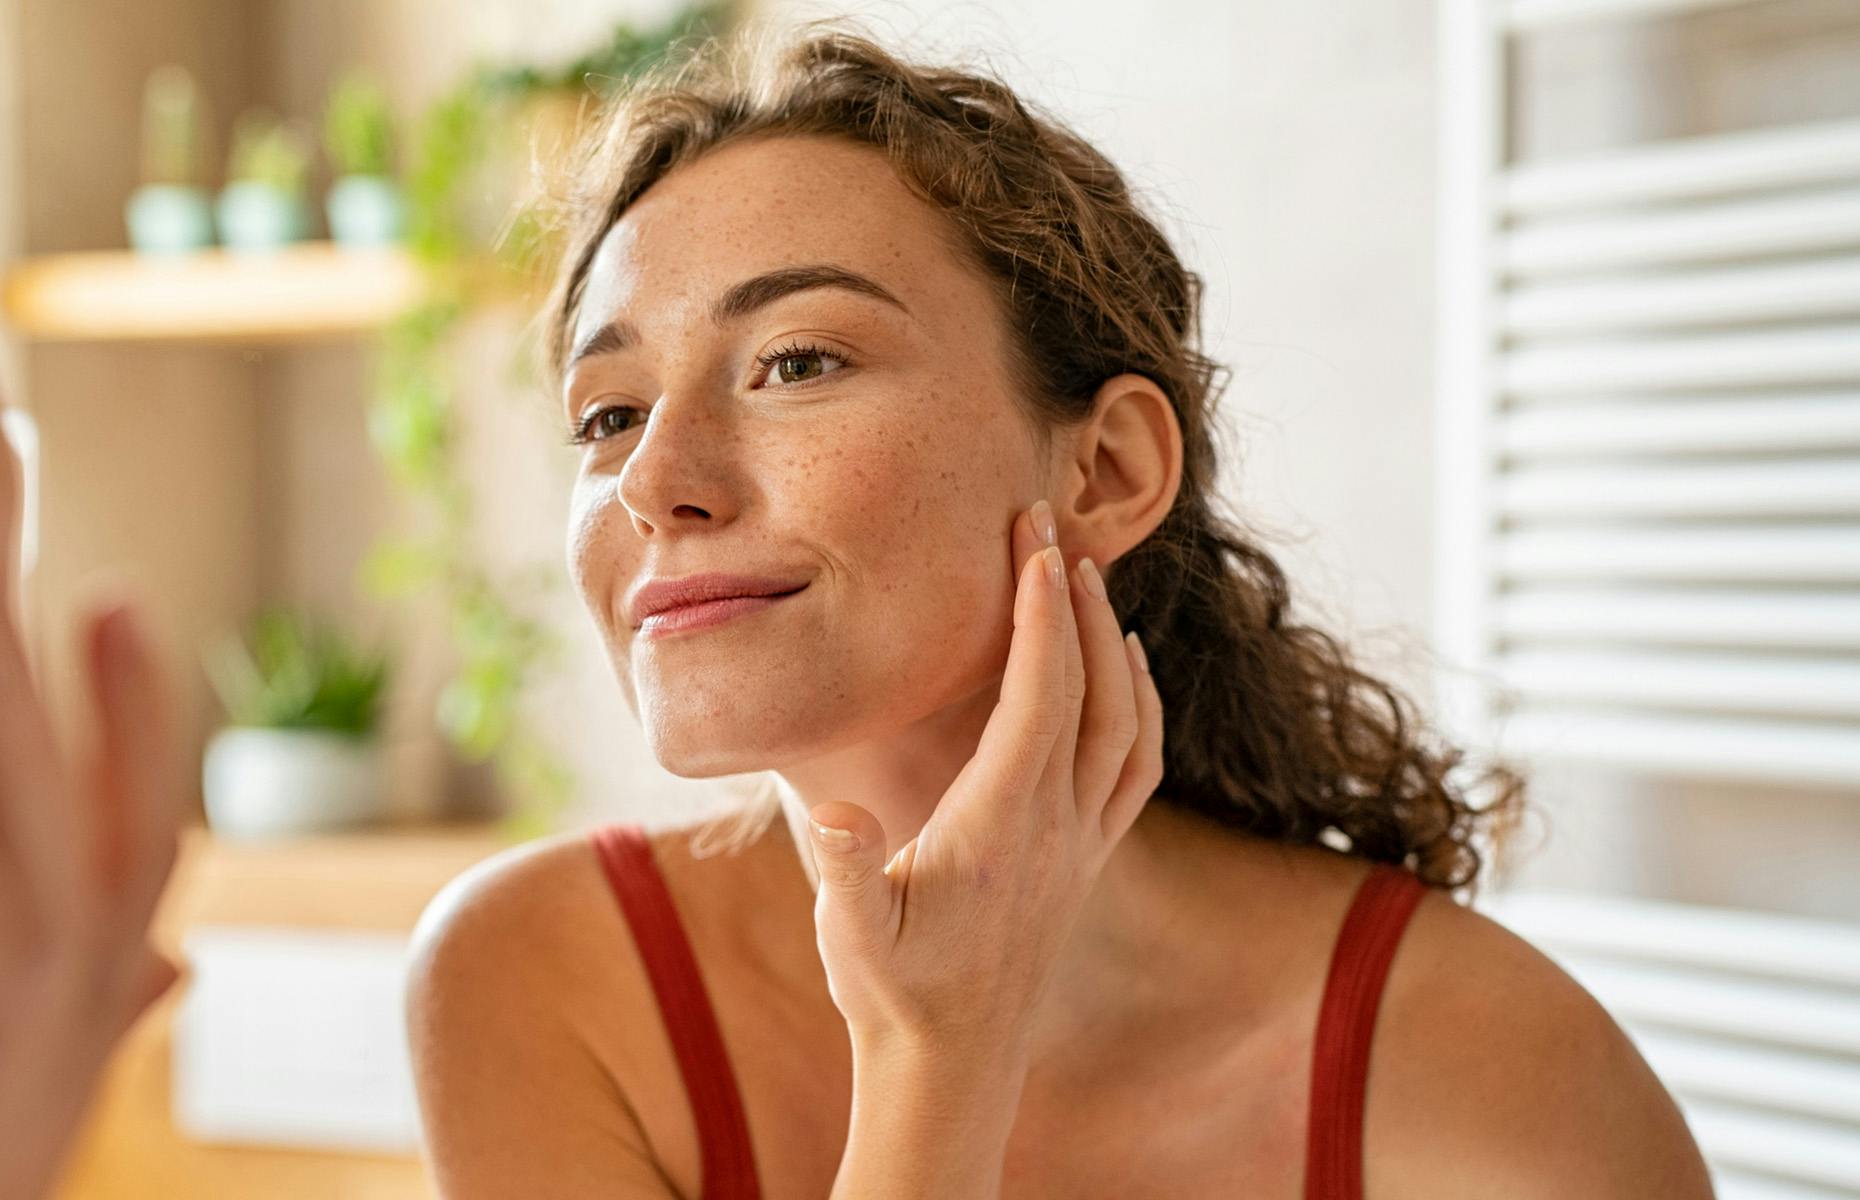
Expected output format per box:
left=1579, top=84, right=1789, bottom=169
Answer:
left=1, top=0, right=1856, bottom=1196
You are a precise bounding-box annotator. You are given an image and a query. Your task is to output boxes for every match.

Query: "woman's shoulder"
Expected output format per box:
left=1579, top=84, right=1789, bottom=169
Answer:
left=405, top=825, right=660, bottom=1075
left=404, top=810, right=794, bottom=1198
left=1364, top=880, right=1715, bottom=1197
left=402, top=824, right=703, bottom=1198
left=409, top=807, right=787, bottom=1010
left=408, top=804, right=804, bottom=1043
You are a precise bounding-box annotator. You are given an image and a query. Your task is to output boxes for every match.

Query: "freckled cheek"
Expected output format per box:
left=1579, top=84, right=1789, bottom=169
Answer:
left=565, top=484, right=637, bottom=636
left=781, top=431, right=1010, bottom=616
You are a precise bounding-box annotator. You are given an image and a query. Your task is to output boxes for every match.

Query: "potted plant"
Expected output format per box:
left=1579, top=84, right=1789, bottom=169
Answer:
left=215, top=108, right=312, bottom=252
left=125, top=65, right=214, bottom=254
left=201, top=608, right=393, bottom=838
left=323, top=71, right=405, bottom=247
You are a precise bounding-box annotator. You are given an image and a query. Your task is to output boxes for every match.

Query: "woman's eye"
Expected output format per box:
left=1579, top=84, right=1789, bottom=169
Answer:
left=567, top=405, right=643, bottom=445
left=754, top=345, right=848, bottom=388
left=569, top=345, right=848, bottom=445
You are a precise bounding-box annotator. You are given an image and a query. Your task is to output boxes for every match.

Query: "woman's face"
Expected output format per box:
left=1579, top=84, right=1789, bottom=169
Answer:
left=563, top=133, right=1056, bottom=776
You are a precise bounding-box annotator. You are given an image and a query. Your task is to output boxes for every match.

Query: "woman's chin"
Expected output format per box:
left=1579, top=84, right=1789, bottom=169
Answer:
left=647, top=731, right=789, bottom=779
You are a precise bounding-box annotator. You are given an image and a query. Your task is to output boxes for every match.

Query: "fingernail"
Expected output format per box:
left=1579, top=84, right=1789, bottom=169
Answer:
left=1043, top=545, right=1066, bottom=591
left=1031, top=499, right=1057, bottom=548
left=1125, top=631, right=1149, bottom=673
left=1078, top=556, right=1106, bottom=601
left=810, top=820, right=859, bottom=852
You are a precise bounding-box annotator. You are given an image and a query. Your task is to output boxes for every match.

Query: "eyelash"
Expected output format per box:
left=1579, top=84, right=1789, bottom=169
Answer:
left=563, top=340, right=851, bottom=446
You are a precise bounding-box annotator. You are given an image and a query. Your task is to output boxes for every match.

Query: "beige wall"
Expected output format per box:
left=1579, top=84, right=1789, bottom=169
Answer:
left=16, top=0, right=265, bottom=814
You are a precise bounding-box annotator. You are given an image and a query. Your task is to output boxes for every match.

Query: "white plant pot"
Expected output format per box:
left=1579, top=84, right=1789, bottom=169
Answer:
left=203, top=727, right=387, bottom=839
left=215, top=181, right=309, bottom=253
left=125, top=184, right=215, bottom=254
left=325, top=174, right=404, bottom=247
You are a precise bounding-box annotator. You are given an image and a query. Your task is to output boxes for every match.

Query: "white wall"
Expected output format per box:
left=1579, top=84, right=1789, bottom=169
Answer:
left=765, top=0, right=1447, bottom=691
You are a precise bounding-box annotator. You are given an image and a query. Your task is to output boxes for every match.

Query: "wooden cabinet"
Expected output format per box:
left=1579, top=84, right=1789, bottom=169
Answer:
left=53, top=821, right=516, bottom=1200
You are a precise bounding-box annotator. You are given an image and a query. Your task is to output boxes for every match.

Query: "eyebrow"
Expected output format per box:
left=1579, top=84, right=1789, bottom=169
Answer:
left=566, top=263, right=910, bottom=372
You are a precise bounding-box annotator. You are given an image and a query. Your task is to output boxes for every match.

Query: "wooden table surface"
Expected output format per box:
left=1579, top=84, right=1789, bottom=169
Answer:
left=52, top=820, right=519, bottom=1200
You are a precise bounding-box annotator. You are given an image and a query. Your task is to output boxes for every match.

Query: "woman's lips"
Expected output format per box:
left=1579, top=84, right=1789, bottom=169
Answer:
left=638, top=586, right=806, bottom=638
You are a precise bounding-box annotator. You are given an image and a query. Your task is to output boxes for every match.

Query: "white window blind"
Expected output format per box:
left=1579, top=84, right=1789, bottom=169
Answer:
left=1481, top=888, right=1860, bottom=1198
left=1441, top=3, right=1860, bottom=1194
left=1437, top=0, right=1860, bottom=790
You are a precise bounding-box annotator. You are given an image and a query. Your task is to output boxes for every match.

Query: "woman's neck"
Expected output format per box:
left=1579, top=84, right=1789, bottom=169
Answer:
left=769, top=756, right=1287, bottom=1069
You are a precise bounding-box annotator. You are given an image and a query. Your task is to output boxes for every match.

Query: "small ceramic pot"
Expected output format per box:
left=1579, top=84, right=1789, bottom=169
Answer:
left=326, top=175, right=405, bottom=247
left=215, top=181, right=310, bottom=253
left=125, top=184, right=214, bottom=254
left=203, top=726, right=387, bottom=839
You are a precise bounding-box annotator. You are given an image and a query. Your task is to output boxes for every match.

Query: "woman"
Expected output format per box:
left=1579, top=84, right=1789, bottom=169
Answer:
left=406, top=23, right=1714, bottom=1200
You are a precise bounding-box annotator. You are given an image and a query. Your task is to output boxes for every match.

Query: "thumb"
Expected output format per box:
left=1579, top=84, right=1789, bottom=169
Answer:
left=806, top=803, right=892, bottom=941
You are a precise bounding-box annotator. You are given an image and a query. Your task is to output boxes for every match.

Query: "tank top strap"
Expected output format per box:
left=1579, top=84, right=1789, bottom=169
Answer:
left=589, top=822, right=762, bottom=1200
left=1304, top=861, right=1429, bottom=1200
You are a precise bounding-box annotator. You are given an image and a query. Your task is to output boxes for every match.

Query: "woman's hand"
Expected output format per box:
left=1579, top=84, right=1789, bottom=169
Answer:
left=806, top=499, right=1163, bottom=1060
left=0, top=399, right=187, bottom=1200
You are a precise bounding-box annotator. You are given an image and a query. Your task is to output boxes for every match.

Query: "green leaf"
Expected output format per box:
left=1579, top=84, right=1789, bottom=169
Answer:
left=324, top=71, right=396, bottom=177
left=356, top=537, right=443, bottom=598
left=226, top=108, right=312, bottom=193
left=141, top=64, right=204, bottom=186
left=206, top=608, right=392, bottom=735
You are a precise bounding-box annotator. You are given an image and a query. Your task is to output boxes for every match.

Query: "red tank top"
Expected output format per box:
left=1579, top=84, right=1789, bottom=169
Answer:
left=589, top=822, right=1428, bottom=1200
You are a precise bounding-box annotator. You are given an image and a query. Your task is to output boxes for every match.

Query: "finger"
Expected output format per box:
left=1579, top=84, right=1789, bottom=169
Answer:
left=1100, top=633, right=1163, bottom=846
left=0, top=658, right=73, bottom=904
left=0, top=400, right=69, bottom=903
left=1, top=400, right=25, bottom=631
left=1068, top=556, right=1140, bottom=822
left=1046, top=546, right=1087, bottom=803
left=806, top=801, right=897, bottom=963
left=0, top=599, right=80, bottom=935
left=965, top=532, right=1075, bottom=822
left=84, top=599, right=183, bottom=937
left=0, top=401, right=28, bottom=877
left=1011, top=500, right=1046, bottom=590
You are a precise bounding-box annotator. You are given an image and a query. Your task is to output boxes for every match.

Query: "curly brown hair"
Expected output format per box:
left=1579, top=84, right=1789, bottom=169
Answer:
left=539, top=18, right=1533, bottom=899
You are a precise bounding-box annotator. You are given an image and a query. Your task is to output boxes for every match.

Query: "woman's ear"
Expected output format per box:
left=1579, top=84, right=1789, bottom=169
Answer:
left=1057, top=372, right=1184, bottom=562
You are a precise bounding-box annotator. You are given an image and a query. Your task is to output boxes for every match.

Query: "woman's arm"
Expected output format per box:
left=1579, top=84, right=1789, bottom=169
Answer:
left=831, top=1032, right=1031, bottom=1200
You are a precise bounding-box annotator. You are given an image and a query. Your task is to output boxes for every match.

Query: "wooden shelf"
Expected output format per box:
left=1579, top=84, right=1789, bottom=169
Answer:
left=2, top=242, right=425, bottom=342
left=165, top=819, right=521, bottom=932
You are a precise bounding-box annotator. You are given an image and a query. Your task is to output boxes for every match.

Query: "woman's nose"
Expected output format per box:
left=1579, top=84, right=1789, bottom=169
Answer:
left=614, top=395, right=740, bottom=536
